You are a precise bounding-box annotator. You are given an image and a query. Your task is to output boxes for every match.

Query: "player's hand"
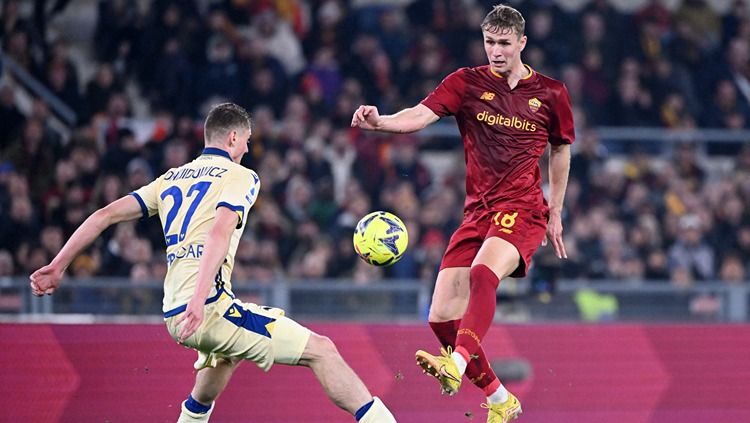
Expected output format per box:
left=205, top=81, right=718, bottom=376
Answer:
left=545, top=212, right=567, bottom=259
left=176, top=298, right=205, bottom=343
left=351, top=105, right=381, bottom=130
left=30, top=264, right=64, bottom=296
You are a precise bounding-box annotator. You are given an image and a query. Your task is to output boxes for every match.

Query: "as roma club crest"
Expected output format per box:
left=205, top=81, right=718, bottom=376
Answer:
left=528, top=97, right=541, bottom=113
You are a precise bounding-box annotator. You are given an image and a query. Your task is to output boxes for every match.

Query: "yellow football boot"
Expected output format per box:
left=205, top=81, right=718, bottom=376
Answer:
left=415, top=347, right=462, bottom=396
left=482, top=392, right=522, bottom=423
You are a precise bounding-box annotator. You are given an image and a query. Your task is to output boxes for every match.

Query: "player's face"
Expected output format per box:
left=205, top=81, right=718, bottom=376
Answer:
left=229, top=128, right=251, bottom=163
left=483, top=28, right=526, bottom=75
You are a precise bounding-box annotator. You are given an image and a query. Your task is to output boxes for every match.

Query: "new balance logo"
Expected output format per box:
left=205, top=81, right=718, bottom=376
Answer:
left=480, top=91, right=496, bottom=101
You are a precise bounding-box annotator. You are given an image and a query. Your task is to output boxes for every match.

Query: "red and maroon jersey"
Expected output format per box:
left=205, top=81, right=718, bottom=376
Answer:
left=421, top=65, right=574, bottom=213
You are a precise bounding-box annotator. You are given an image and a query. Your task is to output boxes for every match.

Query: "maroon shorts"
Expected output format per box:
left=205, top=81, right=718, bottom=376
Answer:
left=439, top=208, right=548, bottom=278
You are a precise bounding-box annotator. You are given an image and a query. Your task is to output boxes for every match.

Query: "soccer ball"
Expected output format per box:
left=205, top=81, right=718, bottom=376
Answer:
left=353, top=211, right=409, bottom=266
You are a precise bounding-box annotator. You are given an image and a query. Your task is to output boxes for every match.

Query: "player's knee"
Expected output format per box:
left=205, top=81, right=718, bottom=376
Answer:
left=469, top=264, right=501, bottom=289
left=318, top=334, right=340, bottom=358
left=308, top=333, right=340, bottom=359
left=428, top=302, right=462, bottom=323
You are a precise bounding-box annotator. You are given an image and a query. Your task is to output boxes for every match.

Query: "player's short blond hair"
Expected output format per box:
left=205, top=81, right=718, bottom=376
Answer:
left=204, top=102, right=251, bottom=145
left=481, top=4, right=525, bottom=38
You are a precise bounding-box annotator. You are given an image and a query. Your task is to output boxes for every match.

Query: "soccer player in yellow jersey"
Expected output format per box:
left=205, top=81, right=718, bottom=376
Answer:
left=30, top=103, right=397, bottom=423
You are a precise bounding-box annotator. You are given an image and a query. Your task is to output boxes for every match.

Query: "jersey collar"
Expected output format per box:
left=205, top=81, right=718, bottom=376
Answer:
left=489, top=64, right=535, bottom=88
left=202, top=147, right=232, bottom=161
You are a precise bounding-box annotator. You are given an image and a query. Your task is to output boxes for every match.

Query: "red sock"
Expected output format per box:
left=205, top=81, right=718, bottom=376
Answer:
left=455, top=265, right=500, bottom=358
left=429, top=319, right=499, bottom=389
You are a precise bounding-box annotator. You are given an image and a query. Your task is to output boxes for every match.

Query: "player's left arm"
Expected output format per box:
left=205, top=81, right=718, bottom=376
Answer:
left=176, top=170, right=257, bottom=342
left=546, top=83, right=575, bottom=259
left=30, top=195, right=144, bottom=296
left=176, top=206, right=239, bottom=342
left=547, top=143, right=570, bottom=259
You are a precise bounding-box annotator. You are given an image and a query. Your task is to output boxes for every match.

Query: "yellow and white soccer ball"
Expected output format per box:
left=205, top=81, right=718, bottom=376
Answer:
left=353, top=211, right=409, bottom=266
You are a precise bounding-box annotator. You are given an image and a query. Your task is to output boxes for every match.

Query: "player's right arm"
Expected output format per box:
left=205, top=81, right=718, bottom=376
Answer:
left=351, top=103, right=439, bottom=133
left=30, top=195, right=144, bottom=296
left=351, top=69, right=466, bottom=134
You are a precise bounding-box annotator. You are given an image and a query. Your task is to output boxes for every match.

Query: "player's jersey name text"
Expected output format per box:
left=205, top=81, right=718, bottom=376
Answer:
left=164, top=166, right=228, bottom=181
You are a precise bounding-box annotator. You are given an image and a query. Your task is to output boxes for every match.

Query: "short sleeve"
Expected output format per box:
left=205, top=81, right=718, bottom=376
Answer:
left=548, top=83, right=575, bottom=145
left=217, top=168, right=260, bottom=229
left=130, top=178, right=161, bottom=219
left=420, top=68, right=467, bottom=117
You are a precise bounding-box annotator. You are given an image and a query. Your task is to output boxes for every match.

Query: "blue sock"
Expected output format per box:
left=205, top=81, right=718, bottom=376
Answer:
left=354, top=399, right=374, bottom=421
left=185, top=394, right=212, bottom=414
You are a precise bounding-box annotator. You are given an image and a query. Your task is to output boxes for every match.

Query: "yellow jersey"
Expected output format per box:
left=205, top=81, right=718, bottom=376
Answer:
left=130, top=147, right=259, bottom=315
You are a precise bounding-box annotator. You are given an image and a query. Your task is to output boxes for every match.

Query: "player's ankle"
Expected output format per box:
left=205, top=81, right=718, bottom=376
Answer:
left=486, top=382, right=509, bottom=404
left=178, top=396, right=214, bottom=422
left=356, top=397, right=396, bottom=422
left=185, top=394, right=212, bottom=414
left=451, top=346, right=470, bottom=376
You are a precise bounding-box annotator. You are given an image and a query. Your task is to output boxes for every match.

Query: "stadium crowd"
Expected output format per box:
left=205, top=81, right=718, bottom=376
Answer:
left=1, top=0, right=750, bottom=296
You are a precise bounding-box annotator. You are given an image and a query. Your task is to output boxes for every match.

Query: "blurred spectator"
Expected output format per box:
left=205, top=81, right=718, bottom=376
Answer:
left=0, top=194, right=40, bottom=252
left=3, top=28, right=43, bottom=76
left=668, top=214, right=715, bottom=281
left=659, top=92, right=694, bottom=128
left=525, top=7, right=569, bottom=69
left=721, top=0, right=750, bottom=46
left=382, top=135, right=431, bottom=195
left=305, top=46, right=342, bottom=109
left=45, top=39, right=82, bottom=112
left=93, top=0, right=139, bottom=65
left=325, top=128, right=357, bottom=205
left=198, top=36, right=240, bottom=103
left=249, top=9, right=306, bottom=78
left=0, top=250, right=14, bottom=276
left=721, top=37, right=750, bottom=109
left=719, top=253, right=746, bottom=283
left=705, top=79, right=750, bottom=128
left=645, top=250, right=670, bottom=280
left=0, top=85, right=25, bottom=150
left=101, top=128, right=140, bottom=175
left=101, top=93, right=133, bottom=146
left=39, top=225, right=64, bottom=258
left=238, top=36, right=288, bottom=116
left=609, top=72, right=653, bottom=125
left=674, top=0, right=722, bottom=53
left=4, top=118, right=58, bottom=197
left=150, top=38, right=194, bottom=115
left=646, top=57, right=701, bottom=121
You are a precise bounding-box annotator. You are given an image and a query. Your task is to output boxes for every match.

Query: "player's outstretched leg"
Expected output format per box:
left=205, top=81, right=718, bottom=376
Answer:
left=298, top=332, right=397, bottom=422
left=177, top=356, right=241, bottom=422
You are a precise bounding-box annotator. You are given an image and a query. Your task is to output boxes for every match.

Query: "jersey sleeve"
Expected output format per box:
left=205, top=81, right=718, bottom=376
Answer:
left=548, top=83, right=575, bottom=145
left=217, top=168, right=260, bottom=229
left=420, top=68, right=467, bottom=117
left=130, top=177, right=161, bottom=219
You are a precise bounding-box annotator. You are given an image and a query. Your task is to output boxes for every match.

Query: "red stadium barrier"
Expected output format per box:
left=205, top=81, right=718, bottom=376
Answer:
left=1, top=323, right=749, bottom=423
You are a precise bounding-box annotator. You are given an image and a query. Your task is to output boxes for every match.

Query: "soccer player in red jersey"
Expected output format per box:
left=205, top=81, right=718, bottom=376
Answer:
left=351, top=4, right=573, bottom=422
